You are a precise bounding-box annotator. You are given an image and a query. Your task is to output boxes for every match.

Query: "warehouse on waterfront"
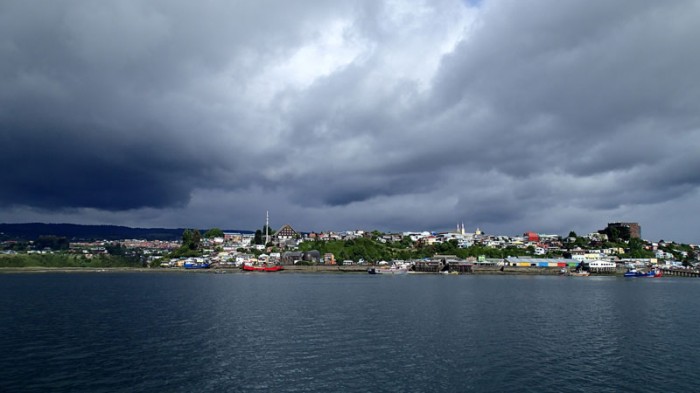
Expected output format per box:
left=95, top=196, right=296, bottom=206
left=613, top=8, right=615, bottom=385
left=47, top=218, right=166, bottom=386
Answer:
left=504, top=257, right=580, bottom=268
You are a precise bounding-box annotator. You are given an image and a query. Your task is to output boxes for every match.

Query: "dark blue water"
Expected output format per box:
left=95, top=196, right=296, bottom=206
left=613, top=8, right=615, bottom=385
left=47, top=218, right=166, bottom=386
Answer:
left=1, top=273, right=699, bottom=392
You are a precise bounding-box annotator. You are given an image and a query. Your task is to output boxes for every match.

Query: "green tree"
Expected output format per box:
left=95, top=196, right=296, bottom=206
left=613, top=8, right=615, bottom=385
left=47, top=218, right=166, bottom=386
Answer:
left=574, top=237, right=589, bottom=248
left=35, top=236, right=69, bottom=251
left=628, top=237, right=645, bottom=250
left=261, top=225, right=276, bottom=237
left=182, top=229, right=193, bottom=247
left=683, top=249, right=697, bottom=267
left=254, top=230, right=263, bottom=245
left=624, top=237, right=654, bottom=258
left=105, top=242, right=125, bottom=256
left=167, top=229, right=204, bottom=259
left=204, top=228, right=224, bottom=238
left=191, top=230, right=202, bottom=250
left=181, top=228, right=202, bottom=250
left=397, top=236, right=413, bottom=248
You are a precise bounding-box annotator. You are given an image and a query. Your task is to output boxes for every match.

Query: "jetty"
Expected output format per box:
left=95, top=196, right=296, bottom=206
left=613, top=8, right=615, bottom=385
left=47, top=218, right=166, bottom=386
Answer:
left=413, top=259, right=473, bottom=273
left=659, top=268, right=700, bottom=278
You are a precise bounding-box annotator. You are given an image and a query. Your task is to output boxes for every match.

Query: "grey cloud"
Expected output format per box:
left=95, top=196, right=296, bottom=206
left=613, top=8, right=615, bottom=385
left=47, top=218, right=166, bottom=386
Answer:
left=0, top=0, right=349, bottom=209
left=2, top=0, right=700, bottom=243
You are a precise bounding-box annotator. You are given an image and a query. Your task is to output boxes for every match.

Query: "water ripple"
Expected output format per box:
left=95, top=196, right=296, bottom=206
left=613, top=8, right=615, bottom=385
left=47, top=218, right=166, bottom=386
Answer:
left=2, top=274, right=700, bottom=392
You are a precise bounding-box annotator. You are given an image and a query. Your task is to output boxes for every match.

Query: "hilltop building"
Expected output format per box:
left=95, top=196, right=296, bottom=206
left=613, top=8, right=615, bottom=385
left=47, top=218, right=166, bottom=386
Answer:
left=275, top=224, right=299, bottom=241
left=524, top=231, right=540, bottom=242
left=457, top=222, right=466, bottom=236
left=600, top=222, right=641, bottom=240
left=274, top=224, right=300, bottom=248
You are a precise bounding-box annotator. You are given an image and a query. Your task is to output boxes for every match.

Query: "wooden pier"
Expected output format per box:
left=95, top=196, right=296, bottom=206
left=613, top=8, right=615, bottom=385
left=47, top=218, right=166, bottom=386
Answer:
left=659, top=268, right=700, bottom=277
left=412, top=260, right=473, bottom=273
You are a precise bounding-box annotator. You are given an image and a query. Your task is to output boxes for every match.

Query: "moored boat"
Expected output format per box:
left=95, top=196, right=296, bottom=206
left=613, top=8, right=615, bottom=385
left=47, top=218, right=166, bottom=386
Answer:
left=367, top=265, right=409, bottom=275
left=624, top=268, right=662, bottom=278
left=568, top=270, right=590, bottom=277
left=240, top=211, right=284, bottom=272
left=559, top=268, right=589, bottom=276
left=241, top=262, right=284, bottom=272
left=184, top=261, right=210, bottom=269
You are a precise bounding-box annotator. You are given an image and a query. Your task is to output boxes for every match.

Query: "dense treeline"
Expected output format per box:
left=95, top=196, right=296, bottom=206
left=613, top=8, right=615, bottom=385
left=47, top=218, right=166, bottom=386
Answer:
left=297, top=238, right=532, bottom=263
left=0, top=254, right=144, bottom=268
left=295, top=235, right=690, bottom=263
left=298, top=238, right=394, bottom=262
left=0, top=223, right=253, bottom=241
left=167, top=229, right=202, bottom=258
left=34, top=236, right=69, bottom=250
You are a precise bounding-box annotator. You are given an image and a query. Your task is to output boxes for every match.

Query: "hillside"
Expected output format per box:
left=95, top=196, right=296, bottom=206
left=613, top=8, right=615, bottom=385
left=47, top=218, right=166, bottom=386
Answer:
left=0, top=223, right=252, bottom=241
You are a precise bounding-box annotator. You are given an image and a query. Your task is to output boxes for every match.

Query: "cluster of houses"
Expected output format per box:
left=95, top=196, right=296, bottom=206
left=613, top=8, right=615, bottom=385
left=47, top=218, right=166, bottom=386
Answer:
left=4, top=221, right=698, bottom=270
left=208, top=223, right=568, bottom=253
left=66, top=240, right=180, bottom=260
left=148, top=222, right=694, bottom=269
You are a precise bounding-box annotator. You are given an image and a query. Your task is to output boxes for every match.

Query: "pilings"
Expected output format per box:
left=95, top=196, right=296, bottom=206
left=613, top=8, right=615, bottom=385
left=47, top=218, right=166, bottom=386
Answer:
left=412, top=261, right=473, bottom=273
left=660, top=268, right=700, bottom=277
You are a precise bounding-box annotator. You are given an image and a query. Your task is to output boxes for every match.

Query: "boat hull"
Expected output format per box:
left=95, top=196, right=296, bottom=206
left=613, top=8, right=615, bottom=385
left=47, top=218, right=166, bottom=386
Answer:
left=241, top=264, right=284, bottom=272
left=568, top=271, right=590, bottom=277
left=368, top=267, right=408, bottom=275
left=624, top=270, right=662, bottom=278
left=184, top=262, right=210, bottom=269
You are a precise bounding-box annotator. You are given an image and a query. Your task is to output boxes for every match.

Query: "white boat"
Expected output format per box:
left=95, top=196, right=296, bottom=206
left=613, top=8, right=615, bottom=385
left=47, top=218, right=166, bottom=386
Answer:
left=568, top=270, right=590, bottom=277
left=368, top=263, right=409, bottom=275
left=560, top=267, right=590, bottom=277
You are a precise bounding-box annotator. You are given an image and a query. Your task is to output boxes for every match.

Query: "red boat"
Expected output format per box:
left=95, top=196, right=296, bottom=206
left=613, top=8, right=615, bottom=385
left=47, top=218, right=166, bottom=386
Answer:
left=241, top=263, right=284, bottom=272
left=241, top=212, right=284, bottom=272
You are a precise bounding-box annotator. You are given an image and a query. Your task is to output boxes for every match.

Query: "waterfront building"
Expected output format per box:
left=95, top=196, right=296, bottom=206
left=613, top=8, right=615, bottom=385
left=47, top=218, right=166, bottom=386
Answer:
left=588, top=260, right=616, bottom=273
left=505, top=257, right=580, bottom=268
left=323, top=253, right=336, bottom=265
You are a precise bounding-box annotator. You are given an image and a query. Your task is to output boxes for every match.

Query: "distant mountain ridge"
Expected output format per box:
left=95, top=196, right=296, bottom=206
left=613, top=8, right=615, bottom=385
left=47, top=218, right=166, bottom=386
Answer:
left=0, top=223, right=253, bottom=241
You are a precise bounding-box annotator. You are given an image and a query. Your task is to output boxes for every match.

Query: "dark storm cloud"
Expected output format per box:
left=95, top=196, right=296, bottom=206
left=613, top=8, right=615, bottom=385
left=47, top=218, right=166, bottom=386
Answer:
left=0, top=120, right=207, bottom=209
left=0, top=0, right=341, bottom=209
left=2, top=0, right=700, bottom=242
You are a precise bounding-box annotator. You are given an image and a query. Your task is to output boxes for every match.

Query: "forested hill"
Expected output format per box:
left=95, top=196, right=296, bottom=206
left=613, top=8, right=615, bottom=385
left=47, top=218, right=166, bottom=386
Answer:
left=0, top=223, right=251, bottom=241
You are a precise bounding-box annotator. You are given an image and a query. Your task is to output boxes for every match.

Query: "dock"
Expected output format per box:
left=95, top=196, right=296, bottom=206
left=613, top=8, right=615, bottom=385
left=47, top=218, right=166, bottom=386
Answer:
left=659, top=268, right=700, bottom=278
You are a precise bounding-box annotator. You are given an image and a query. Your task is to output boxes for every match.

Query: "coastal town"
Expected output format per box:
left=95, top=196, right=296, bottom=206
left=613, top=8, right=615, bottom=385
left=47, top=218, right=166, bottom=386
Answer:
left=1, top=221, right=699, bottom=277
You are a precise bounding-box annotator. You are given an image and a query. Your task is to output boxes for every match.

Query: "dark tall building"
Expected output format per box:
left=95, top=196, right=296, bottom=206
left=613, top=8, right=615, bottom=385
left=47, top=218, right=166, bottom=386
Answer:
left=600, top=222, right=641, bottom=240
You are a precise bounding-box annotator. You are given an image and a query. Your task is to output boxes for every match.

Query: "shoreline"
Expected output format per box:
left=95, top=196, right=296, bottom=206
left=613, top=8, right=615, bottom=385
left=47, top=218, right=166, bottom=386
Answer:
left=0, top=265, right=625, bottom=276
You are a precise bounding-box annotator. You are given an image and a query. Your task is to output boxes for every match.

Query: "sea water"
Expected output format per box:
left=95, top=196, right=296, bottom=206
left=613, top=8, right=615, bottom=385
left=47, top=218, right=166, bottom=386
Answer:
left=1, top=272, right=699, bottom=392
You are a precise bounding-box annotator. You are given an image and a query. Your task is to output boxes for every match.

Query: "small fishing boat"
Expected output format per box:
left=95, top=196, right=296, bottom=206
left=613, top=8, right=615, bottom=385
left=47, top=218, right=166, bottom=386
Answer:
left=568, top=270, right=590, bottom=277
left=624, top=268, right=662, bottom=278
left=367, top=264, right=408, bottom=275
left=184, top=261, right=210, bottom=269
left=560, top=268, right=589, bottom=276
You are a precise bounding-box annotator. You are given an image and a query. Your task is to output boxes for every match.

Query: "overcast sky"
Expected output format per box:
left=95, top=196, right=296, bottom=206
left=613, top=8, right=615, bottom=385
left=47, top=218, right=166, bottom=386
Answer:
left=2, top=0, right=700, bottom=242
